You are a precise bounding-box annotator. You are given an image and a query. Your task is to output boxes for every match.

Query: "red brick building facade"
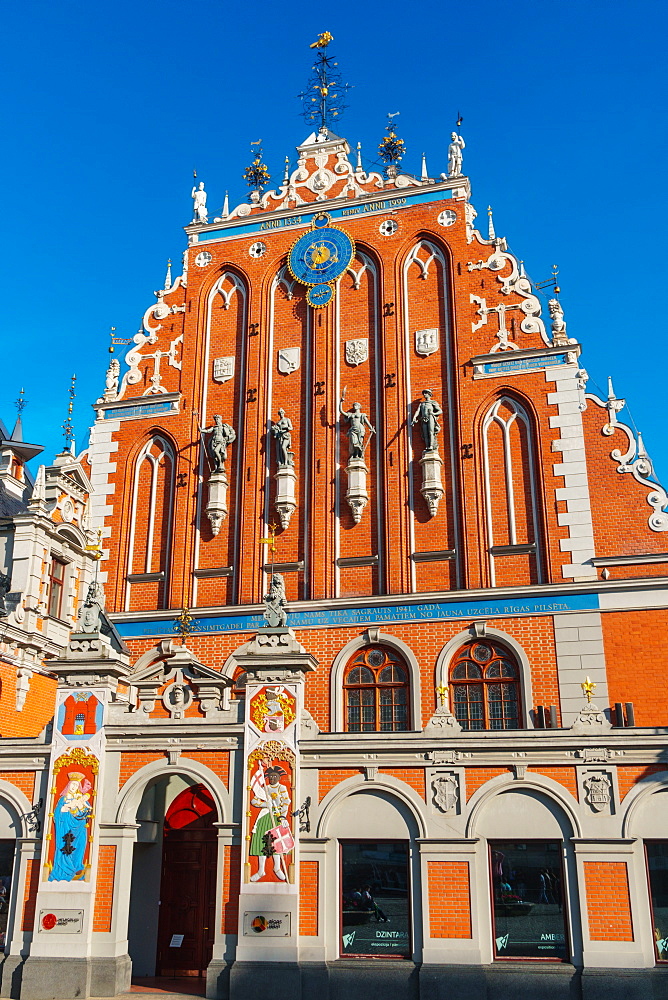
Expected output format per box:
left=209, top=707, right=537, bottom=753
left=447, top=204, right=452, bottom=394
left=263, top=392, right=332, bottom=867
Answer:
left=1, top=91, right=668, bottom=1000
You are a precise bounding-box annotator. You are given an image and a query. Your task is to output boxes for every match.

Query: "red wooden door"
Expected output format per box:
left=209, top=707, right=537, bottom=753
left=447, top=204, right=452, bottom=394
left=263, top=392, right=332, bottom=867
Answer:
left=156, top=785, right=218, bottom=977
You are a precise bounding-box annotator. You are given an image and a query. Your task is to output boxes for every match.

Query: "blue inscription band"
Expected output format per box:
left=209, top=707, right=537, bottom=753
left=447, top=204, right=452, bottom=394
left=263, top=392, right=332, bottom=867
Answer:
left=114, top=591, right=600, bottom=639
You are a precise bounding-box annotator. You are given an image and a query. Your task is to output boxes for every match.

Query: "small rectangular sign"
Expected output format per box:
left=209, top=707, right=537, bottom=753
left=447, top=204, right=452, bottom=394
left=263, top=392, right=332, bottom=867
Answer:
left=38, top=909, right=84, bottom=934
left=169, top=933, right=184, bottom=947
left=243, top=911, right=291, bottom=937
left=475, top=353, right=570, bottom=377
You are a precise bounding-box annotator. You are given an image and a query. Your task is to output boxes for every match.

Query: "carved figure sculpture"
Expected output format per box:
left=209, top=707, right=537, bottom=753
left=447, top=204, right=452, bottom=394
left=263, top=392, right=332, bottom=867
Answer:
left=263, top=573, right=288, bottom=628
left=191, top=181, right=208, bottom=224
left=104, top=359, right=120, bottom=395
left=448, top=132, right=465, bottom=178
left=199, top=415, right=236, bottom=473
left=339, top=393, right=375, bottom=461
left=77, top=582, right=102, bottom=634
left=412, top=389, right=443, bottom=452
left=271, top=409, right=294, bottom=468
left=548, top=298, right=569, bottom=346
left=0, top=572, right=11, bottom=617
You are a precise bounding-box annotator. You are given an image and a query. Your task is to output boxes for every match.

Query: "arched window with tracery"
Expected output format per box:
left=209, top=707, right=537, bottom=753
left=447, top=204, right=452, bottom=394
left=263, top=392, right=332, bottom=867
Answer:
left=482, top=396, right=543, bottom=588
left=343, top=646, right=410, bottom=732
left=449, top=639, right=521, bottom=730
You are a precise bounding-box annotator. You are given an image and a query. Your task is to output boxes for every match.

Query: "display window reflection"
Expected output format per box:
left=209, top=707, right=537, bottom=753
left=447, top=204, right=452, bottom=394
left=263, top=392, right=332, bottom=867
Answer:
left=646, top=842, right=668, bottom=962
left=340, top=841, right=410, bottom=958
left=490, top=840, right=569, bottom=961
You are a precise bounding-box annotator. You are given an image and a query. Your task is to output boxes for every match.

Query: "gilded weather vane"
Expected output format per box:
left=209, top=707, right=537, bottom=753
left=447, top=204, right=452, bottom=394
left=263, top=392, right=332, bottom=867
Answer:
left=14, top=387, right=27, bottom=417
left=243, top=140, right=271, bottom=193
left=298, top=31, right=351, bottom=133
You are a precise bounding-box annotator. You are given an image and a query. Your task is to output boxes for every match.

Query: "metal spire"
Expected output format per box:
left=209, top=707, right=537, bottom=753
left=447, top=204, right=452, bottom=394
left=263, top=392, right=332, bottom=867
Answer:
left=298, top=31, right=351, bottom=133
left=62, top=374, right=77, bottom=453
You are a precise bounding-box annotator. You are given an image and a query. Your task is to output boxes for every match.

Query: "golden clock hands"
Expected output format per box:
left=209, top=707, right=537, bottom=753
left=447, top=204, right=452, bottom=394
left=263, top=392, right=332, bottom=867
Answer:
left=310, top=243, right=331, bottom=265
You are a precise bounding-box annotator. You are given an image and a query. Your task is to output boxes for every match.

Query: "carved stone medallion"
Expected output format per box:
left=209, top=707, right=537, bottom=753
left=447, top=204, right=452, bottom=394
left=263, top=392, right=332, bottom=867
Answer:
left=415, top=328, right=439, bottom=356
left=213, top=357, right=235, bottom=383
left=583, top=772, right=612, bottom=812
left=432, top=773, right=459, bottom=813
left=345, top=338, right=368, bottom=366
left=278, top=348, right=300, bottom=375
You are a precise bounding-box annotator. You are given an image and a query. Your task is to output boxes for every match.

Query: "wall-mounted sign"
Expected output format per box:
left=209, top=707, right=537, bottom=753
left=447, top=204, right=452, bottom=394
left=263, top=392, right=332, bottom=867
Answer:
left=169, top=934, right=185, bottom=947
left=38, top=909, right=84, bottom=933
left=243, top=911, right=291, bottom=937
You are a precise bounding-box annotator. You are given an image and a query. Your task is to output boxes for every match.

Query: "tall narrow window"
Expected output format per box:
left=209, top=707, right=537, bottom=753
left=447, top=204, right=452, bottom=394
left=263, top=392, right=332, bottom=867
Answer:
left=125, top=436, right=174, bottom=611
left=47, top=558, right=66, bottom=618
left=482, top=397, right=542, bottom=587
left=344, top=647, right=409, bottom=733
left=449, top=639, right=521, bottom=730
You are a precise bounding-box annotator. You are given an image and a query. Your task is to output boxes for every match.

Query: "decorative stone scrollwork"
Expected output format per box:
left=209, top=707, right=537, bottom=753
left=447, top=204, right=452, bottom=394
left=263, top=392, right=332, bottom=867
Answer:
left=468, top=248, right=549, bottom=348
left=586, top=384, right=668, bottom=532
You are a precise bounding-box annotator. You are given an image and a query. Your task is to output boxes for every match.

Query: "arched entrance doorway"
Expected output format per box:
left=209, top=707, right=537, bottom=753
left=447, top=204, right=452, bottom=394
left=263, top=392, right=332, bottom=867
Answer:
left=156, top=783, right=217, bottom=976
left=128, top=776, right=218, bottom=983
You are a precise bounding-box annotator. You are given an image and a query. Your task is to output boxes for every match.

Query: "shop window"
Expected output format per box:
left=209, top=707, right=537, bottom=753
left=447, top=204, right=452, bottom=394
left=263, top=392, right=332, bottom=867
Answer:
left=343, top=647, right=409, bottom=733
left=0, top=840, right=14, bottom=948
left=340, top=841, right=410, bottom=958
left=646, top=842, right=668, bottom=961
left=490, top=840, right=568, bottom=961
left=47, top=558, right=66, bottom=618
left=450, top=639, right=521, bottom=730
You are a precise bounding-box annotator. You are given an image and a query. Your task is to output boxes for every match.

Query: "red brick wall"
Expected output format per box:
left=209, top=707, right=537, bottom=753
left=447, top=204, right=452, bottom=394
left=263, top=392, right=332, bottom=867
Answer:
left=583, top=861, right=634, bottom=941
left=21, top=859, right=39, bottom=931
left=381, top=768, right=426, bottom=800
left=221, top=845, right=241, bottom=935
left=465, top=768, right=507, bottom=801
left=299, top=860, right=319, bottom=936
left=602, top=610, right=668, bottom=727
left=318, top=769, right=362, bottom=802
left=0, top=771, right=36, bottom=801
left=118, top=752, right=164, bottom=788
left=617, top=765, right=668, bottom=802
left=0, top=663, right=56, bottom=739
left=427, top=860, right=471, bottom=938
left=528, top=767, right=578, bottom=799
left=92, top=845, right=116, bottom=932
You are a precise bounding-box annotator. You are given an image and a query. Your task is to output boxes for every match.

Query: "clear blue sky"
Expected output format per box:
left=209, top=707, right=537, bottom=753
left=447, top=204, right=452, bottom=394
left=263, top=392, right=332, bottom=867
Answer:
left=2, top=0, right=666, bottom=481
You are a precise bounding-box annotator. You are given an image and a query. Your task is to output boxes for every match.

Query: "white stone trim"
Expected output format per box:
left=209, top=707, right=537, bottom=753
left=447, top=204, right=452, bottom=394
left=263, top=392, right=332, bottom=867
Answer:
left=547, top=366, right=597, bottom=580
left=554, top=611, right=608, bottom=725
left=315, top=772, right=427, bottom=839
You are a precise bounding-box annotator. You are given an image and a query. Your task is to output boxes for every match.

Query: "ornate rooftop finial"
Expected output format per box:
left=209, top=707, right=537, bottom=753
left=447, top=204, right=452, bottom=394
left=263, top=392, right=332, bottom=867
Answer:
left=14, top=388, right=27, bottom=417
left=243, top=140, right=271, bottom=193
left=62, top=374, right=77, bottom=453
left=221, top=191, right=229, bottom=219
left=421, top=153, right=428, bottom=181
left=298, top=31, right=351, bottom=132
left=283, top=156, right=290, bottom=185
left=356, top=142, right=362, bottom=170
left=378, top=113, right=405, bottom=177
left=487, top=206, right=496, bottom=240
left=164, top=258, right=172, bottom=291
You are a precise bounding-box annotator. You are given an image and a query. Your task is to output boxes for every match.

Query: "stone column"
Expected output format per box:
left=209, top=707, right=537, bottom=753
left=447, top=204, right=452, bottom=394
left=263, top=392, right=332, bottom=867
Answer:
left=229, top=627, right=317, bottom=1000
left=345, top=457, right=369, bottom=524
left=18, top=620, right=130, bottom=1000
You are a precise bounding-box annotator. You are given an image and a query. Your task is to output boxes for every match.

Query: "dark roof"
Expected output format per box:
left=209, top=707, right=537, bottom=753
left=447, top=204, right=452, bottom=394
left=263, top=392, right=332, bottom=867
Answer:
left=0, top=485, right=29, bottom=517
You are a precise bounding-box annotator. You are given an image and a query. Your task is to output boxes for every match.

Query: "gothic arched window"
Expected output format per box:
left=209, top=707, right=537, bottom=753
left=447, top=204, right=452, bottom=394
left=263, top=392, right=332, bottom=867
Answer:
left=343, top=646, right=410, bottom=733
left=482, top=397, right=543, bottom=587
left=449, top=639, right=521, bottom=730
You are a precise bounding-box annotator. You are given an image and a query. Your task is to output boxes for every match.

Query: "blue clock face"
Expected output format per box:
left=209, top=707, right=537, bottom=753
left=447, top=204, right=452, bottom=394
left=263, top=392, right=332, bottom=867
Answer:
left=307, top=283, right=334, bottom=308
left=288, top=225, right=355, bottom=286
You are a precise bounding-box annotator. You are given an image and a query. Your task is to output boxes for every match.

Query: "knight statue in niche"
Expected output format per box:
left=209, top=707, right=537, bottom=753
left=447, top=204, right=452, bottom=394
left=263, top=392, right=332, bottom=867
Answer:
left=339, top=391, right=375, bottom=461
left=271, top=409, right=295, bottom=468
left=412, top=389, right=442, bottom=453
left=199, top=415, right=236, bottom=473
left=263, top=572, right=288, bottom=628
